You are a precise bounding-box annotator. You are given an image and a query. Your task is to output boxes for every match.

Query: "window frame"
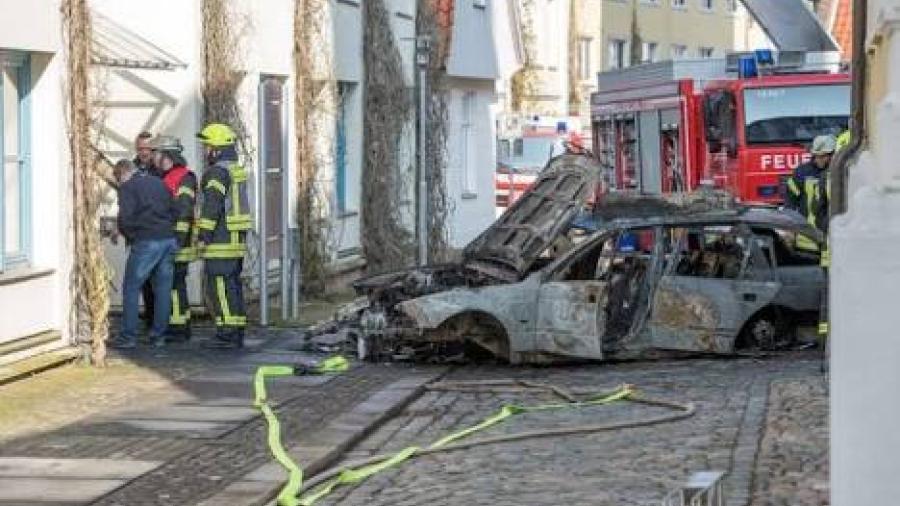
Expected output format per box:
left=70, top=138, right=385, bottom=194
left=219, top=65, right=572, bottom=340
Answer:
left=335, top=82, right=350, bottom=213
left=642, top=41, right=658, bottom=63
left=461, top=91, right=477, bottom=196
left=0, top=52, right=32, bottom=273
left=698, top=47, right=715, bottom=58
left=672, top=0, right=687, bottom=9
left=670, top=44, right=688, bottom=60
left=608, top=38, right=628, bottom=70
left=578, top=37, right=593, bottom=81
left=700, top=0, right=714, bottom=11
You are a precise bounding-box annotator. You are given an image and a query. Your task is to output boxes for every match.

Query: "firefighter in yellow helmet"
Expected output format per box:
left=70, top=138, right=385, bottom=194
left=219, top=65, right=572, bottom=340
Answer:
left=196, top=123, right=251, bottom=348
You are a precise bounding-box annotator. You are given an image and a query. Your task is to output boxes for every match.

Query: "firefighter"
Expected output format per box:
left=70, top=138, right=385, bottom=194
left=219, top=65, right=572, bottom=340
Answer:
left=196, top=123, right=251, bottom=349
left=151, top=135, right=197, bottom=342
left=788, top=134, right=836, bottom=342
left=786, top=134, right=835, bottom=225
left=784, top=135, right=835, bottom=254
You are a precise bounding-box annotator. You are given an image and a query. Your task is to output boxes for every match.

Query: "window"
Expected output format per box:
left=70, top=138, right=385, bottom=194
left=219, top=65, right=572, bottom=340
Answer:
left=743, top=84, right=851, bottom=144
left=335, top=82, right=353, bottom=213
left=728, top=0, right=738, bottom=12
left=578, top=38, right=592, bottom=80
left=671, top=44, right=688, bottom=60
left=672, top=0, right=687, bottom=8
left=608, top=39, right=627, bottom=70
left=642, top=42, right=658, bottom=63
left=461, top=92, right=476, bottom=195
left=698, top=47, right=715, bottom=58
left=473, top=0, right=487, bottom=8
left=0, top=52, right=32, bottom=272
left=700, top=0, right=714, bottom=10
left=668, top=226, right=746, bottom=279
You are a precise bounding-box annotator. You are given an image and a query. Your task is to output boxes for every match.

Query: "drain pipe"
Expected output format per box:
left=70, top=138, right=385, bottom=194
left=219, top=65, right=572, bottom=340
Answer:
left=831, top=0, right=868, bottom=217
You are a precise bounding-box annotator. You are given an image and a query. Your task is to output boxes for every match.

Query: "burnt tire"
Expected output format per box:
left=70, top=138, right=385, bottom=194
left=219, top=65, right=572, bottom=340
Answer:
left=738, top=310, right=794, bottom=351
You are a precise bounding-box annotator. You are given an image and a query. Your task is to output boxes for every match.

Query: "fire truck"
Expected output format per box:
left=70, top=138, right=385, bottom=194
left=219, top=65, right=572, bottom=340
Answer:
left=590, top=51, right=850, bottom=204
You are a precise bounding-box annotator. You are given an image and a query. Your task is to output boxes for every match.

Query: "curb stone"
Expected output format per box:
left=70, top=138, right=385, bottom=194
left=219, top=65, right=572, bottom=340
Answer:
left=196, top=370, right=447, bottom=506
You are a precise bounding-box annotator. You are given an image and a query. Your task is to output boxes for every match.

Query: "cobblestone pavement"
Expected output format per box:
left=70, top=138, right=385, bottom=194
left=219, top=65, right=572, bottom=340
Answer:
left=751, top=378, right=829, bottom=506
left=312, top=353, right=828, bottom=506
left=0, top=324, right=443, bottom=506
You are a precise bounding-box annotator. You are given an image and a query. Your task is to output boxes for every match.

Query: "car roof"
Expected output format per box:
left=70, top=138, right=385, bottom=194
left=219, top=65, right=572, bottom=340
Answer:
left=572, top=206, right=824, bottom=241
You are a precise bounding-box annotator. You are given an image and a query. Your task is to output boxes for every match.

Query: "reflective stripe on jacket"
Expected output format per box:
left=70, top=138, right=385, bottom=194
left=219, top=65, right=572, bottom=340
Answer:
left=198, top=161, right=251, bottom=260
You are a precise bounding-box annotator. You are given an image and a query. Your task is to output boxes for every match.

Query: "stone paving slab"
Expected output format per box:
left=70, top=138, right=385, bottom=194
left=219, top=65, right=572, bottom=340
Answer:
left=0, top=457, right=159, bottom=479
left=0, top=457, right=160, bottom=505
left=112, top=405, right=258, bottom=423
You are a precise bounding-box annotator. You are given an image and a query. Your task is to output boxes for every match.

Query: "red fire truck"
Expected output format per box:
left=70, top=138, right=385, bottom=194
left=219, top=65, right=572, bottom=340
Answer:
left=590, top=51, right=850, bottom=204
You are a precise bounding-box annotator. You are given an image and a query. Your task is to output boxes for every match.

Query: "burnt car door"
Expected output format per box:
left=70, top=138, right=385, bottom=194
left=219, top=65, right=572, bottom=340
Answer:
left=645, top=224, right=780, bottom=353
left=534, top=228, right=659, bottom=360
left=533, top=233, right=616, bottom=360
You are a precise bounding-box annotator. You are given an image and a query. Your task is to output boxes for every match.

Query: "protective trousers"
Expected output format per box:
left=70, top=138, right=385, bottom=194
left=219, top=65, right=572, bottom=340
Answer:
left=169, top=262, right=191, bottom=337
left=206, top=259, right=247, bottom=342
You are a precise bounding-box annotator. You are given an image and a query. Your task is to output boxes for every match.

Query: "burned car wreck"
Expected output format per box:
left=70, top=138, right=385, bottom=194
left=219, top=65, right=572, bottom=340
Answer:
left=319, top=154, right=825, bottom=364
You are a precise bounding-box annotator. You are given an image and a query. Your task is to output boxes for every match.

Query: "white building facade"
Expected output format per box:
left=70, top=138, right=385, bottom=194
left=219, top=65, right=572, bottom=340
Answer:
left=443, top=0, right=506, bottom=246
left=0, top=0, right=70, bottom=361
left=0, top=0, right=513, bottom=361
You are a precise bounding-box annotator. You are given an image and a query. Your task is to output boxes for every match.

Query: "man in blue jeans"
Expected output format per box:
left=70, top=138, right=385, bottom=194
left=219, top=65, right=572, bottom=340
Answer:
left=111, top=159, right=178, bottom=348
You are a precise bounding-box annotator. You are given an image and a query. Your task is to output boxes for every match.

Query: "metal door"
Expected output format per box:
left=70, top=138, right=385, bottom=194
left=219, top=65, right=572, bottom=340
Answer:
left=258, top=77, right=291, bottom=324
left=638, top=110, right=662, bottom=194
left=646, top=226, right=780, bottom=353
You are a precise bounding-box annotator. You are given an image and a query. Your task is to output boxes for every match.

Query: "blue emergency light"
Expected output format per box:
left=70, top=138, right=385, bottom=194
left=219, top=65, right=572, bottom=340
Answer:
left=754, top=49, right=775, bottom=65
left=738, top=56, right=758, bottom=78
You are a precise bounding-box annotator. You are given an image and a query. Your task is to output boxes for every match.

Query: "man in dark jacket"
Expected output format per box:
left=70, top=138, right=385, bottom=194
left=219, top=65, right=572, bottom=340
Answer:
left=134, top=131, right=161, bottom=328
left=111, top=159, right=178, bottom=349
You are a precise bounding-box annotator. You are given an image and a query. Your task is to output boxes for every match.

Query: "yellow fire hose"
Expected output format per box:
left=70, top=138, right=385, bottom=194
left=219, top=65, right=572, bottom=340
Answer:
left=254, top=364, right=695, bottom=506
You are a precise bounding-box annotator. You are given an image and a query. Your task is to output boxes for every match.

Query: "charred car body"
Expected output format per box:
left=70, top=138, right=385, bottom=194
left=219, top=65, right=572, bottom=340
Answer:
left=345, top=155, right=825, bottom=364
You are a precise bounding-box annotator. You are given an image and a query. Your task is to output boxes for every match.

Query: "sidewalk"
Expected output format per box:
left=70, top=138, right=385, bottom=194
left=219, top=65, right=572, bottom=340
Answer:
left=0, top=324, right=444, bottom=506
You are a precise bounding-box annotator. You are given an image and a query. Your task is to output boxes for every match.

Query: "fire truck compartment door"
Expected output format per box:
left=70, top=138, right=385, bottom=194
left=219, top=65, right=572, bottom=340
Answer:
left=639, top=110, right=662, bottom=194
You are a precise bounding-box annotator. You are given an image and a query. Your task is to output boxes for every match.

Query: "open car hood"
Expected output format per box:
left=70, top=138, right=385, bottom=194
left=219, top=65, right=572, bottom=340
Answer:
left=463, top=154, right=599, bottom=281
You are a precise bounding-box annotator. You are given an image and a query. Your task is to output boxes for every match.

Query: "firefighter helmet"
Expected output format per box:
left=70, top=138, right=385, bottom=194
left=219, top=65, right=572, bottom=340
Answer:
left=149, top=135, right=183, bottom=153
left=811, top=135, right=837, bottom=155
left=197, top=123, right=237, bottom=148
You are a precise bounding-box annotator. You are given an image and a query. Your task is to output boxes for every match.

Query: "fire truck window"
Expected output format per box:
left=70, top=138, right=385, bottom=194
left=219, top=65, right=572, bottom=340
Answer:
left=704, top=91, right=737, bottom=156
left=513, top=138, right=524, bottom=157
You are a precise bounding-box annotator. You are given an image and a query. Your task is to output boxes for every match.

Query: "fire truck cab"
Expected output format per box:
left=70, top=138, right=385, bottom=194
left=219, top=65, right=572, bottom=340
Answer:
left=590, top=51, right=850, bottom=204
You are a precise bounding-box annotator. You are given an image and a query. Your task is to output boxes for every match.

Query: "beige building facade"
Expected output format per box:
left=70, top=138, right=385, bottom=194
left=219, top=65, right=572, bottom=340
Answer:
left=569, top=0, right=773, bottom=117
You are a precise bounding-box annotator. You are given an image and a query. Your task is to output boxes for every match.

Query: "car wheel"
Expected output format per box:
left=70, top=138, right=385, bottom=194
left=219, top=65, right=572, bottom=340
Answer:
left=747, top=318, right=778, bottom=350
left=740, top=311, right=793, bottom=351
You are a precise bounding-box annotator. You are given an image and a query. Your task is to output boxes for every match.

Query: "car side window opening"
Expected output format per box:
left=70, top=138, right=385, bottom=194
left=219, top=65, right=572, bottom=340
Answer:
left=667, top=225, right=746, bottom=279
left=752, top=227, right=821, bottom=266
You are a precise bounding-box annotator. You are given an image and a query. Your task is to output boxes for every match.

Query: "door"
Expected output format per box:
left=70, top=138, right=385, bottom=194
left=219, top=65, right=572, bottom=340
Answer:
left=535, top=281, right=606, bottom=359
left=638, top=110, right=662, bottom=194
left=647, top=224, right=780, bottom=353
left=258, top=77, right=289, bottom=323
left=533, top=233, right=620, bottom=360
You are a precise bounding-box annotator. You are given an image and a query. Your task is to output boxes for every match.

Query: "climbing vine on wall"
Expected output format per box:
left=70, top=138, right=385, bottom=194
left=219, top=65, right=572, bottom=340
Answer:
left=361, top=0, right=415, bottom=274
left=201, top=0, right=253, bottom=163
left=63, top=0, right=112, bottom=366
left=417, top=0, right=451, bottom=263
left=293, top=0, right=335, bottom=294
